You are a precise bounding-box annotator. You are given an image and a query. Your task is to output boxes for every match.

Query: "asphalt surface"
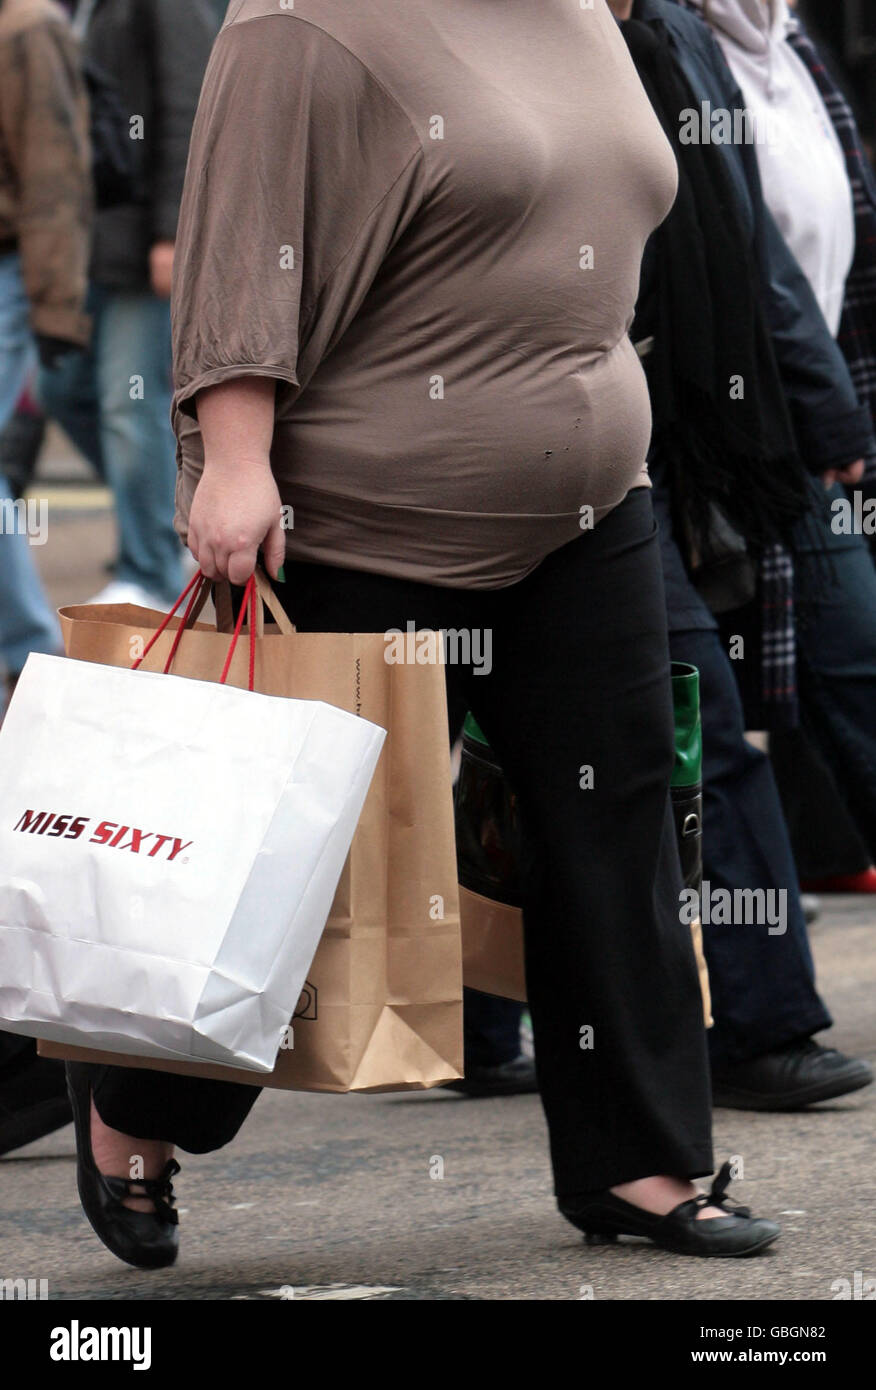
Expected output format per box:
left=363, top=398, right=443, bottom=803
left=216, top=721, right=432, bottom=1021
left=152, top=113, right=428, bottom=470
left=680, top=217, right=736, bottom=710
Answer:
left=1, top=465, right=873, bottom=1301
left=2, top=895, right=874, bottom=1301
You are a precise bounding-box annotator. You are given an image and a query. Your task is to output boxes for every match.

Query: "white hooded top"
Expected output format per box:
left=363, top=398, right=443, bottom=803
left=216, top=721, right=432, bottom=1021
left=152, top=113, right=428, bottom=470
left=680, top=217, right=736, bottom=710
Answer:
left=689, top=0, right=855, bottom=334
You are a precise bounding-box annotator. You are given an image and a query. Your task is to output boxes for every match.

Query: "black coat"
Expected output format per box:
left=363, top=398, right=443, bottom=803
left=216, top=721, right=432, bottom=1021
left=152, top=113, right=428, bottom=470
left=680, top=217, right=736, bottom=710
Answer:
left=651, top=0, right=875, bottom=471
left=80, top=0, right=217, bottom=288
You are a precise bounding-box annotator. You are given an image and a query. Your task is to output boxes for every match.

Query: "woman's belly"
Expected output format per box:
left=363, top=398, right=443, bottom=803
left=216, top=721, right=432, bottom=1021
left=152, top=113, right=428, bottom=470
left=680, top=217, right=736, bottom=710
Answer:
left=261, top=333, right=655, bottom=587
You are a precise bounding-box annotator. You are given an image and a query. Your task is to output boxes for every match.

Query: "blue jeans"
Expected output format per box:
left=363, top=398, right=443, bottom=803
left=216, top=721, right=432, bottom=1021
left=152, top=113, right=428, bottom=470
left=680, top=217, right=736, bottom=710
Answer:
left=0, top=253, right=60, bottom=675
left=39, top=286, right=183, bottom=603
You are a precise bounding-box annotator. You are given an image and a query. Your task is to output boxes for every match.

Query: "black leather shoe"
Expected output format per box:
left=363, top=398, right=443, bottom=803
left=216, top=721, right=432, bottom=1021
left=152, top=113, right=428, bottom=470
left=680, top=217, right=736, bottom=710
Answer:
left=712, top=1039, right=873, bottom=1111
left=445, top=1053, right=538, bottom=1097
left=0, top=1054, right=72, bottom=1156
left=560, top=1162, right=780, bottom=1257
left=66, top=1063, right=180, bottom=1269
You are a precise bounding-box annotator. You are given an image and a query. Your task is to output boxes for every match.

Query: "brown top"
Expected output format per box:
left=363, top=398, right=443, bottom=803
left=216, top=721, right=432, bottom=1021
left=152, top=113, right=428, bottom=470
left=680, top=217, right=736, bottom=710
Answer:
left=0, top=0, right=92, bottom=344
left=171, top=0, right=677, bottom=588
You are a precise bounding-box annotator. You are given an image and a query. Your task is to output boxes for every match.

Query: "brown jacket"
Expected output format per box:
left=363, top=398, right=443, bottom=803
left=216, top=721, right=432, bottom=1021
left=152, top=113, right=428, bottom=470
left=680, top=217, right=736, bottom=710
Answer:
left=0, top=0, right=91, bottom=343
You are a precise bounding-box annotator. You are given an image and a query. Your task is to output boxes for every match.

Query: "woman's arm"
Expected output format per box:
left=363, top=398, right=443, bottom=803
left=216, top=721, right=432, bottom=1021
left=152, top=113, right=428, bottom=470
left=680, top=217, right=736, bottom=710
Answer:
left=170, top=16, right=424, bottom=586
left=187, top=377, right=286, bottom=585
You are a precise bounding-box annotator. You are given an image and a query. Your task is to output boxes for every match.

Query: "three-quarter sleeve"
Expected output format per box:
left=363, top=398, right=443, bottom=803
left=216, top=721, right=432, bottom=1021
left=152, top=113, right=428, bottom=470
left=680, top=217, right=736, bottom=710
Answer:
left=170, top=14, right=425, bottom=423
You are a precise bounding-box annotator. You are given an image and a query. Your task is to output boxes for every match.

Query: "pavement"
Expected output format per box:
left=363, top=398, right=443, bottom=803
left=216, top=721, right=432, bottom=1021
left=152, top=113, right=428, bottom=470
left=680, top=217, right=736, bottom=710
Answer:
left=2, top=895, right=874, bottom=1301
left=1, top=441, right=874, bottom=1301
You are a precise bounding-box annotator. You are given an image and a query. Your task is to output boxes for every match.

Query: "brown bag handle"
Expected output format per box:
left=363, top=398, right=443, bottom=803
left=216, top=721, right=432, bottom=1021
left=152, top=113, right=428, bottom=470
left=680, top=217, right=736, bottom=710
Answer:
left=254, top=565, right=296, bottom=635
left=214, top=564, right=296, bottom=637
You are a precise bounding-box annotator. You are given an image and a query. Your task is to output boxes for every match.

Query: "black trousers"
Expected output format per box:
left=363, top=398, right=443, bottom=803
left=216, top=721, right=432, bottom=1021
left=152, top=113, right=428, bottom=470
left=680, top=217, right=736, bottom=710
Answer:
left=88, top=489, right=713, bottom=1198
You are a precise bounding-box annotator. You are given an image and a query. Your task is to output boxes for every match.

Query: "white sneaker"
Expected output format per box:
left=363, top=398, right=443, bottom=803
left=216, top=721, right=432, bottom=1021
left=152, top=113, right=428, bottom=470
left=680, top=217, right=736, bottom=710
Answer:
left=86, top=580, right=171, bottom=612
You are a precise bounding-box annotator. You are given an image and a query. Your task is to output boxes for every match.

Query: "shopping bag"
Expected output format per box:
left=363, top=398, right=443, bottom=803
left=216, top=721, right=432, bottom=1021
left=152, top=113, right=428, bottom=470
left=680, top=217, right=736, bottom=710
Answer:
left=37, top=568, right=463, bottom=1090
left=456, top=662, right=713, bottom=1025
left=0, top=575, right=386, bottom=1071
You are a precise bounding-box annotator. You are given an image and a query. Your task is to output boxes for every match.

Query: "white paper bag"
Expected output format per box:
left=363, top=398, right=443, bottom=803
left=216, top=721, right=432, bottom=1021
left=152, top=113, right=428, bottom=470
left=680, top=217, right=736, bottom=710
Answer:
left=0, top=652, right=385, bottom=1071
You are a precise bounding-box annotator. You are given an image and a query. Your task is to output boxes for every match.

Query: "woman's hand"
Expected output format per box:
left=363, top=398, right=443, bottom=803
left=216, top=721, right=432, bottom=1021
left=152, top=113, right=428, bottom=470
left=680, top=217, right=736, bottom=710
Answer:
left=188, top=457, right=286, bottom=584
left=187, top=376, right=286, bottom=584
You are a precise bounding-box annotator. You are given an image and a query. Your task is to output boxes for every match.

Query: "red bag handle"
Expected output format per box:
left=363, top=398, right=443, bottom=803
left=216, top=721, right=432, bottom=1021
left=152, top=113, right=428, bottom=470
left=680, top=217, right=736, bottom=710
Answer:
left=131, top=572, right=257, bottom=691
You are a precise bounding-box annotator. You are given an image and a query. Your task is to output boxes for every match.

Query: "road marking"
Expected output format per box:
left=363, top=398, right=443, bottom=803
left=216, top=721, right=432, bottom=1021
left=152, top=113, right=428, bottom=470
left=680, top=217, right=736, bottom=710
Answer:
left=25, top=486, right=112, bottom=512
left=260, top=1285, right=403, bottom=1300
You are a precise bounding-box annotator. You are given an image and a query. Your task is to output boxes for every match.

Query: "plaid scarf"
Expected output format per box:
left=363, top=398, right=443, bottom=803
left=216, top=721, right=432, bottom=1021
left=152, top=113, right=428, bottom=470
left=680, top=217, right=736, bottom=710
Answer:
left=760, top=543, right=796, bottom=714
left=786, top=20, right=876, bottom=484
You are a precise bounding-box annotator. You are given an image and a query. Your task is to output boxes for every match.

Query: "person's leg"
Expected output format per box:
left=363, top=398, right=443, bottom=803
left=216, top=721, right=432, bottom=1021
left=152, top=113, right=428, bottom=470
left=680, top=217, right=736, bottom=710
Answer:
left=0, top=462, right=63, bottom=675
left=0, top=255, right=61, bottom=678
left=87, top=1065, right=261, bottom=1157
left=0, top=1033, right=33, bottom=1075
left=770, top=724, right=870, bottom=879
left=792, top=485, right=876, bottom=860
left=669, top=627, right=832, bottom=1068
left=461, top=989, right=523, bottom=1068
left=284, top=529, right=713, bottom=1201
left=462, top=491, right=713, bottom=1201
left=86, top=1058, right=259, bottom=1212
left=0, top=469, right=60, bottom=678
left=36, top=283, right=105, bottom=479
left=0, top=1043, right=71, bottom=1158
left=0, top=372, right=47, bottom=499
left=0, top=254, right=32, bottom=429
left=95, top=291, right=183, bottom=602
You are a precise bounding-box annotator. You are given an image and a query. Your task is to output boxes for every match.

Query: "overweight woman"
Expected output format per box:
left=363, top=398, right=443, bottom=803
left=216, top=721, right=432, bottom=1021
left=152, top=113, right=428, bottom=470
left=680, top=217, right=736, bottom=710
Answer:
left=66, top=0, right=778, bottom=1266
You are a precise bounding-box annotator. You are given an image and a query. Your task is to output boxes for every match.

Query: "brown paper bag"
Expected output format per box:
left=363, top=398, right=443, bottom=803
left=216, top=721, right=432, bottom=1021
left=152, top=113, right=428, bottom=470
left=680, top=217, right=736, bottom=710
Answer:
left=39, top=571, right=463, bottom=1091
left=460, top=887, right=527, bottom=1002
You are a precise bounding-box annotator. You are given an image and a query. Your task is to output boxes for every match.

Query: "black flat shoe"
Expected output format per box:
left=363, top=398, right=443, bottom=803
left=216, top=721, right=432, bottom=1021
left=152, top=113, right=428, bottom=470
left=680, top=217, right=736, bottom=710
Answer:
left=560, top=1162, right=780, bottom=1258
left=712, top=1039, right=873, bottom=1112
left=66, top=1062, right=180, bottom=1269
